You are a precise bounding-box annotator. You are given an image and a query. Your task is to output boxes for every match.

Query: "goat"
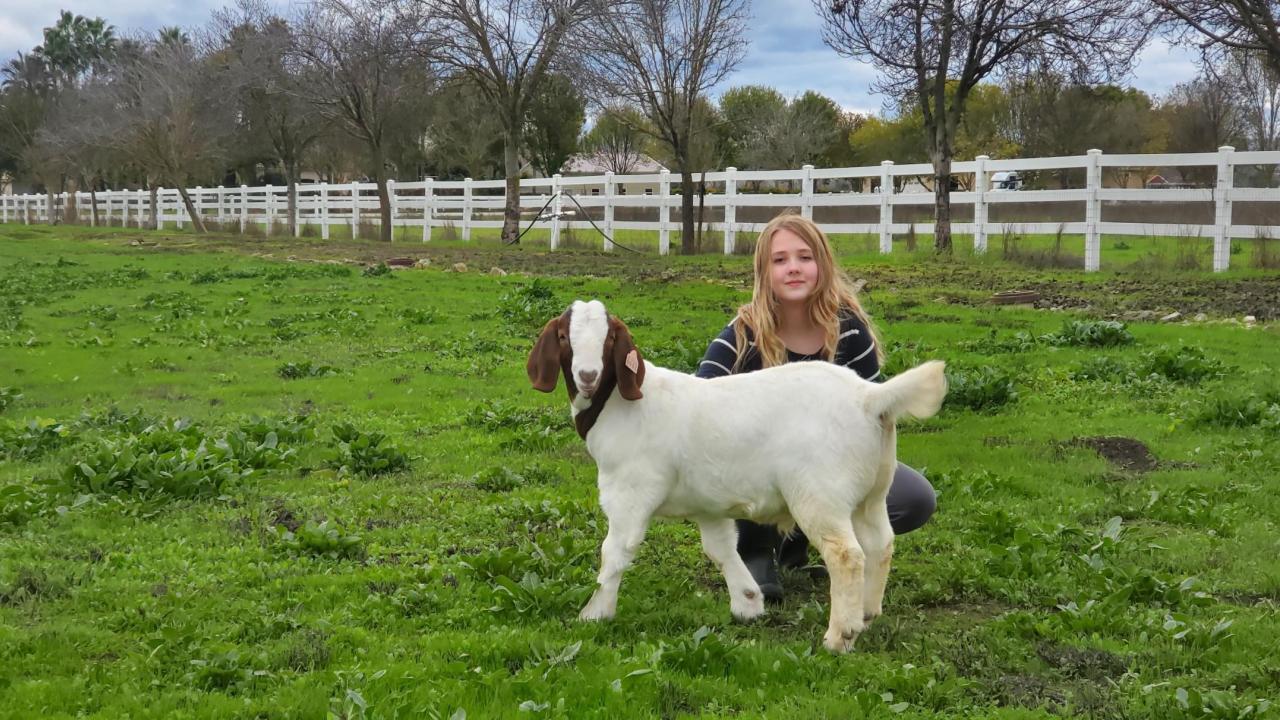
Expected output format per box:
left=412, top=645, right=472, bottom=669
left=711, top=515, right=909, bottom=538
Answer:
left=526, top=299, right=946, bottom=653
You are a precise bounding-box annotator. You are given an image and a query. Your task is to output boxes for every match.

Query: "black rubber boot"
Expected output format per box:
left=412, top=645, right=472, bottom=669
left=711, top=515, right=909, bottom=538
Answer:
left=736, top=520, right=783, bottom=603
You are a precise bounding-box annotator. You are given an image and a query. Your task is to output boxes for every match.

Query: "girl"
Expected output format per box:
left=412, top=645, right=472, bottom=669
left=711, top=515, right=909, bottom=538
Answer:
left=696, top=213, right=937, bottom=602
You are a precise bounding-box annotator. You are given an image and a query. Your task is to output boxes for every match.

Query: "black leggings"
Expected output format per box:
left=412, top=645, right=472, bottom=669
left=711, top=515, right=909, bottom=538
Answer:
left=736, top=463, right=937, bottom=564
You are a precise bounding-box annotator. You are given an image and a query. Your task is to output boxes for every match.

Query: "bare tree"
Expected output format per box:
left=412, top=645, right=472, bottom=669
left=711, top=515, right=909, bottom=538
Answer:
left=420, top=0, right=596, bottom=244
left=579, top=0, right=750, bottom=253
left=91, top=35, right=234, bottom=231
left=1224, top=49, right=1280, bottom=151
left=816, top=0, right=1149, bottom=252
left=214, top=1, right=331, bottom=235
left=1153, top=1, right=1280, bottom=71
left=290, top=0, right=429, bottom=241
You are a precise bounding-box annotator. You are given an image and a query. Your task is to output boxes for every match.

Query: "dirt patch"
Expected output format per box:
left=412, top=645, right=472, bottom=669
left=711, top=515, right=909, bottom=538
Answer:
left=98, top=231, right=1280, bottom=318
left=267, top=500, right=301, bottom=532
left=1037, top=643, right=1128, bottom=681
left=1070, top=436, right=1159, bottom=473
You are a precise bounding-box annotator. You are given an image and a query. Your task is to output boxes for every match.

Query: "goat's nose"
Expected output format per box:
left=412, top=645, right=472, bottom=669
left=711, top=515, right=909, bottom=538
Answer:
left=579, top=370, right=599, bottom=386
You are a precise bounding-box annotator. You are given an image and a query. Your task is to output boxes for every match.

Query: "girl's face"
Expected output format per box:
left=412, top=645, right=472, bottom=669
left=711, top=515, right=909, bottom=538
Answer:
left=767, top=228, right=819, bottom=307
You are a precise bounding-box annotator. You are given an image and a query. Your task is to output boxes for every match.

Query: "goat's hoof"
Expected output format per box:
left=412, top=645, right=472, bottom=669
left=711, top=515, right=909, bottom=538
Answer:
left=863, top=610, right=882, bottom=624
left=823, top=627, right=861, bottom=654
left=579, top=604, right=615, bottom=622
left=731, top=595, right=766, bottom=623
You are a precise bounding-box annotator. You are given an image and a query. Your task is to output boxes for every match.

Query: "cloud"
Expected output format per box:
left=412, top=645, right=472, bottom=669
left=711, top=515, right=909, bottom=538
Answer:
left=1, top=2, right=224, bottom=59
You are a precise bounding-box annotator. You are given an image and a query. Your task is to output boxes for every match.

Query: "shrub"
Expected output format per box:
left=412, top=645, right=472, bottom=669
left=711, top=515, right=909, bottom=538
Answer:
left=1139, top=345, right=1226, bottom=385
left=0, top=418, right=70, bottom=460
left=1195, top=391, right=1280, bottom=429
left=214, top=430, right=297, bottom=470
left=273, top=520, right=364, bottom=559
left=64, top=437, right=247, bottom=498
left=237, top=414, right=315, bottom=445
left=497, top=279, right=563, bottom=332
left=1069, top=356, right=1132, bottom=383
left=945, top=366, right=1018, bottom=412
left=1044, top=320, right=1134, bottom=348
left=324, top=423, right=411, bottom=477
left=361, top=262, right=392, bottom=278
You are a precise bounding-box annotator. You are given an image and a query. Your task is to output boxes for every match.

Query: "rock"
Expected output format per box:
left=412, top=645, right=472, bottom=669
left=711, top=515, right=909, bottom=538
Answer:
left=414, top=258, right=431, bottom=268
left=1161, top=312, right=1182, bottom=322
left=1194, top=313, right=1207, bottom=322
left=451, top=262, right=468, bottom=273
left=1244, top=315, right=1257, bottom=325
left=489, top=267, right=507, bottom=276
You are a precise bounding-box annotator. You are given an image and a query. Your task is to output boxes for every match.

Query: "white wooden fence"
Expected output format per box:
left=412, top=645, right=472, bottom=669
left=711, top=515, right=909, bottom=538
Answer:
left=1, top=146, right=1275, bottom=272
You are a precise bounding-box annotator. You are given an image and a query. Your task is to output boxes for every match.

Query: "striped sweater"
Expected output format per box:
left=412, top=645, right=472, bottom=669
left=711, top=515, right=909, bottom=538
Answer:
left=695, top=311, right=881, bottom=381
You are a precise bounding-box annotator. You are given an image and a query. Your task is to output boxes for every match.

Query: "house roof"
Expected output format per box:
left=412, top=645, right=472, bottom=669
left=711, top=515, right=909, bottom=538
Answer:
left=561, top=153, right=668, bottom=175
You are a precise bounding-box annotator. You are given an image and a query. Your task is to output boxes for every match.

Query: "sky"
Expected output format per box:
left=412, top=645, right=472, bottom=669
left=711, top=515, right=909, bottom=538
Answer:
left=1, top=1, right=1202, bottom=116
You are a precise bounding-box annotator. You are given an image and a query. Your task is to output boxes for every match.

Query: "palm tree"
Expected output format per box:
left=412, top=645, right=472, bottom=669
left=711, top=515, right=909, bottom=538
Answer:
left=1, top=52, right=53, bottom=94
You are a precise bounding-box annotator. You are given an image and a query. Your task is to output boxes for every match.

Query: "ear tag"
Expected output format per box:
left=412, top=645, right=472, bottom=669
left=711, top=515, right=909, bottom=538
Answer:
left=625, top=349, right=639, bottom=374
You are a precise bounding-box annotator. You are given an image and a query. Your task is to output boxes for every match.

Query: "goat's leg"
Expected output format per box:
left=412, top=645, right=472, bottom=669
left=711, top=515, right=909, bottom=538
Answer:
left=856, top=420, right=898, bottom=624
left=808, top=522, right=865, bottom=654
left=580, top=506, right=652, bottom=621
left=697, top=517, right=765, bottom=622
left=852, top=498, right=894, bottom=624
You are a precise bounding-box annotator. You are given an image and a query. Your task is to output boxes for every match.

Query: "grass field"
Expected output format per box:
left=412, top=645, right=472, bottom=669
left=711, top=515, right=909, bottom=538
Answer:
left=1, top=224, right=1278, bottom=718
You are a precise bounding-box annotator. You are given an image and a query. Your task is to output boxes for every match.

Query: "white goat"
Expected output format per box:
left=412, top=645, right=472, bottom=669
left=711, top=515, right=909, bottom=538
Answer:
left=527, top=299, right=946, bottom=653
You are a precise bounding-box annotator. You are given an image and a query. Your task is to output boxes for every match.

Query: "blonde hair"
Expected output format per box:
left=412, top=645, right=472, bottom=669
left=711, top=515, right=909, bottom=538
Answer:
left=733, top=213, right=881, bottom=370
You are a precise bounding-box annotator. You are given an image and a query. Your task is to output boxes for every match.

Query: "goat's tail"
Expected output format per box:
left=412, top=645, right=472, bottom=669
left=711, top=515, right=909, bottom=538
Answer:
left=864, top=360, right=947, bottom=421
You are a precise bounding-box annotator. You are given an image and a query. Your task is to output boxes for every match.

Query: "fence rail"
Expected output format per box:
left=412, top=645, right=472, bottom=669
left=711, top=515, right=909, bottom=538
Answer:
left=2, top=146, right=1277, bottom=271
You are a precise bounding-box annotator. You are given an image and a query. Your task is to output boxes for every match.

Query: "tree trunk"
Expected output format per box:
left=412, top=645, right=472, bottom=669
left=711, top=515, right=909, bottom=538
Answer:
left=46, top=190, right=56, bottom=225
left=177, top=185, right=207, bottom=233
left=680, top=167, right=696, bottom=254
left=932, top=153, right=953, bottom=253
left=697, top=170, right=708, bottom=250
left=502, top=130, right=521, bottom=245
left=89, top=186, right=99, bottom=227
left=149, top=183, right=159, bottom=230
left=374, top=168, right=392, bottom=243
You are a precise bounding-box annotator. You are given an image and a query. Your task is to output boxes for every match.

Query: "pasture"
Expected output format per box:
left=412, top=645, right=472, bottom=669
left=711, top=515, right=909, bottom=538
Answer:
left=1, top=224, right=1278, bottom=718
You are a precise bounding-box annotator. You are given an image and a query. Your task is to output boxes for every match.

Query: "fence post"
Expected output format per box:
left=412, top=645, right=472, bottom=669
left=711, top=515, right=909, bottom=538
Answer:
left=237, top=185, right=246, bottom=233
left=292, top=184, right=302, bottom=238
left=262, top=184, right=273, bottom=236
left=320, top=183, right=330, bottom=240
left=1213, top=145, right=1235, bottom=272
left=659, top=169, right=671, bottom=255
left=462, top=177, right=473, bottom=241
left=550, top=174, right=562, bottom=250
left=603, top=171, right=615, bottom=251
left=723, top=166, right=737, bottom=254
left=1, top=193, right=7, bottom=223
left=351, top=181, right=360, bottom=239
left=974, top=155, right=988, bottom=254
left=216, top=185, right=224, bottom=225
left=194, top=186, right=203, bottom=229
left=386, top=178, right=396, bottom=242
left=801, top=164, right=814, bottom=220
left=124, top=189, right=133, bottom=228
left=1085, top=149, right=1102, bottom=272
left=422, top=178, right=433, bottom=242
left=879, top=161, right=894, bottom=253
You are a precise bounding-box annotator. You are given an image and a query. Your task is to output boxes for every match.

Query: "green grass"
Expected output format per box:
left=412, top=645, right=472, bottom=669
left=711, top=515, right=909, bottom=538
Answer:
left=1, top=223, right=1278, bottom=718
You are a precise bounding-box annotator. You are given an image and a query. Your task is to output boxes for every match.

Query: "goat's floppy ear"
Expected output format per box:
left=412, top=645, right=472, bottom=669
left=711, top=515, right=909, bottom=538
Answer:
left=611, top=317, right=645, bottom=400
left=527, top=317, right=562, bottom=392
